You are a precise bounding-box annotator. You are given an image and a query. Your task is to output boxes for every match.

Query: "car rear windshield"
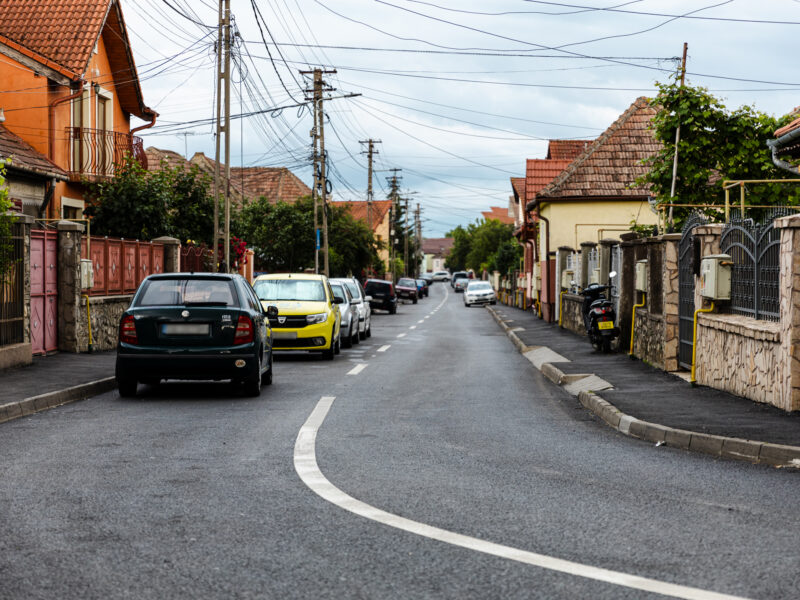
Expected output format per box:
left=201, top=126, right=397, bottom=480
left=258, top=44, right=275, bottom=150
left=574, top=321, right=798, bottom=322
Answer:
left=365, top=282, right=390, bottom=294
left=254, top=279, right=326, bottom=302
left=343, top=281, right=361, bottom=299
left=469, top=282, right=492, bottom=290
left=397, top=278, right=415, bottom=287
left=137, top=278, right=237, bottom=307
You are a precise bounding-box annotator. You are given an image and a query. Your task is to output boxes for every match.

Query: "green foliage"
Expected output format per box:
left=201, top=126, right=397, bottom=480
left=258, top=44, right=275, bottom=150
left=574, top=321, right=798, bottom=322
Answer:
left=446, top=219, right=521, bottom=274
left=0, top=160, right=18, bottom=282
left=639, top=79, right=799, bottom=227
left=84, top=156, right=217, bottom=243
left=238, top=196, right=381, bottom=275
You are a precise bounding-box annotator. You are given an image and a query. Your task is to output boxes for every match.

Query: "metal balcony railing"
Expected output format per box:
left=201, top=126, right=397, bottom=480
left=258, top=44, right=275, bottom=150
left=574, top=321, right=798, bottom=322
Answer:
left=65, top=127, right=148, bottom=181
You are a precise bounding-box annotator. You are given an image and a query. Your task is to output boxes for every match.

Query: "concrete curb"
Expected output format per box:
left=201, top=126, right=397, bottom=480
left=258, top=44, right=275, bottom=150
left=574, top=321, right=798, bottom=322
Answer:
left=487, top=306, right=800, bottom=469
left=0, top=377, right=117, bottom=425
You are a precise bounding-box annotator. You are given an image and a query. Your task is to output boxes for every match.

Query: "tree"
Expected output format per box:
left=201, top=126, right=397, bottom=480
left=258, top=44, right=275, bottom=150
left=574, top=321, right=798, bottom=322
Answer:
left=639, top=80, right=799, bottom=227
left=445, top=219, right=520, bottom=274
left=0, top=160, right=17, bottom=283
left=445, top=224, right=470, bottom=271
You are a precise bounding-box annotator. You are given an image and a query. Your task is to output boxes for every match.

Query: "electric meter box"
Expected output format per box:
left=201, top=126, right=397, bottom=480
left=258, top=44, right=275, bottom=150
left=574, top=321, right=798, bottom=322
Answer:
left=635, top=260, right=648, bottom=292
left=561, top=269, right=574, bottom=290
left=700, top=254, right=731, bottom=300
left=80, top=259, right=94, bottom=290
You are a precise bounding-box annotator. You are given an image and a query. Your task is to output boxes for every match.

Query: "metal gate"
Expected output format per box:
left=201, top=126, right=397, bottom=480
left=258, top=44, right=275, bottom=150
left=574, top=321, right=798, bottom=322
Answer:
left=30, top=229, right=58, bottom=355
left=678, top=214, right=706, bottom=369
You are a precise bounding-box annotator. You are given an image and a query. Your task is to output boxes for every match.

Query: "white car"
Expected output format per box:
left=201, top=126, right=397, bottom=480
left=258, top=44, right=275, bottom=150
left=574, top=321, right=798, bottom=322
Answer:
left=432, top=270, right=450, bottom=282
left=463, top=280, right=497, bottom=307
left=331, top=277, right=372, bottom=340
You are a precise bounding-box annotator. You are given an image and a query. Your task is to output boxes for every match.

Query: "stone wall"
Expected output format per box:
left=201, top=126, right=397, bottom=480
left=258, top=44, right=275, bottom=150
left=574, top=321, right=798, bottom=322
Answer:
left=78, top=295, right=133, bottom=352
left=694, top=313, right=783, bottom=408
left=560, top=294, right=585, bottom=336
left=631, top=310, right=665, bottom=368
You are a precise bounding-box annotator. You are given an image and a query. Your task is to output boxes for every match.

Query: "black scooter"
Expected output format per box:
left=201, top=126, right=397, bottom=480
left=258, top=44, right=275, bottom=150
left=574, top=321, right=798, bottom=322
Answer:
left=578, top=272, right=619, bottom=353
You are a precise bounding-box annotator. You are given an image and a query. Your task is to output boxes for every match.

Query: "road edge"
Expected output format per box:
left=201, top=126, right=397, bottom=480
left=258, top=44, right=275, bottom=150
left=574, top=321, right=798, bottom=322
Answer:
left=486, top=305, right=800, bottom=469
left=0, top=377, right=117, bottom=425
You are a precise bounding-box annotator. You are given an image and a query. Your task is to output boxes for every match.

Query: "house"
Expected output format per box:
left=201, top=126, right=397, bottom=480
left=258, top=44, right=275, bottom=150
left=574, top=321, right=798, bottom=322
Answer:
left=0, top=0, right=156, bottom=219
left=768, top=108, right=800, bottom=173
left=421, top=237, right=454, bottom=273
left=481, top=206, right=515, bottom=226
left=230, top=166, right=311, bottom=204
left=333, top=199, right=393, bottom=271
left=529, top=99, right=660, bottom=321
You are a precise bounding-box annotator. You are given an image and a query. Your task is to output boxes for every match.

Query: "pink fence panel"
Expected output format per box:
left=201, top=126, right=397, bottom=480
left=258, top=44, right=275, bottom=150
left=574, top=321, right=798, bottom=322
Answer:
left=82, top=236, right=166, bottom=296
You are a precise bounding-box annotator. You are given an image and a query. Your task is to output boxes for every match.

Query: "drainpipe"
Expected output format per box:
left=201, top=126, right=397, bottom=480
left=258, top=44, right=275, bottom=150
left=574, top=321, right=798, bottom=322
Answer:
left=130, top=111, right=158, bottom=136
left=629, top=292, right=646, bottom=357
left=39, top=177, right=56, bottom=218
left=537, top=206, right=551, bottom=321
left=767, top=133, right=800, bottom=174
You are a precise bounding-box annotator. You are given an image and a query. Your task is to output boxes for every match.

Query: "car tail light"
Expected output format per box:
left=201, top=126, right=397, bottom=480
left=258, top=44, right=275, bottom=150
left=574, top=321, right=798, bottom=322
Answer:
left=120, top=315, right=138, bottom=345
left=235, top=315, right=254, bottom=344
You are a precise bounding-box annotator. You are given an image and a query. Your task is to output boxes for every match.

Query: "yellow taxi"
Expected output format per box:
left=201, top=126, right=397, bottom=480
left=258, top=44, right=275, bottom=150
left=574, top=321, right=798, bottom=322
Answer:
left=253, top=273, right=342, bottom=359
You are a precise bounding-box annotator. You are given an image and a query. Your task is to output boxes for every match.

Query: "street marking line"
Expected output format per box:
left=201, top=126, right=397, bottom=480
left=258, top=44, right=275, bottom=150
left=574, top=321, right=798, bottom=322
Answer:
left=377, top=345, right=390, bottom=352
left=418, top=320, right=425, bottom=324
left=294, top=397, right=752, bottom=600
left=410, top=326, right=417, bottom=330
left=397, top=333, right=406, bottom=338
left=347, top=364, right=367, bottom=376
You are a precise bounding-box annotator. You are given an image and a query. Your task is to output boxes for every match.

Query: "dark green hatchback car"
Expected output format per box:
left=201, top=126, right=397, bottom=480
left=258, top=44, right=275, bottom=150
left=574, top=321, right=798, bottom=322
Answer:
left=115, top=273, right=278, bottom=397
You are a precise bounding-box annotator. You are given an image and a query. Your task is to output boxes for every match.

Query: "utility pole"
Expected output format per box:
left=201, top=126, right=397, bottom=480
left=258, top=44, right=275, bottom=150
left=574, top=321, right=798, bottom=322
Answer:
left=386, top=169, right=402, bottom=282
left=415, top=203, right=422, bottom=277
left=213, top=0, right=232, bottom=272
left=359, top=139, right=381, bottom=231
left=302, top=68, right=336, bottom=276
left=668, top=42, right=688, bottom=230
left=403, top=197, right=409, bottom=276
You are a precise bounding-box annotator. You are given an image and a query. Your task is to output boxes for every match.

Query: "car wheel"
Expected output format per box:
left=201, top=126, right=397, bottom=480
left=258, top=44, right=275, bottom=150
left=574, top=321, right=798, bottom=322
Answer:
left=359, top=327, right=367, bottom=340
left=243, top=353, right=262, bottom=396
left=352, top=328, right=360, bottom=345
left=390, top=305, right=397, bottom=315
left=322, top=335, right=335, bottom=360
left=140, top=377, right=160, bottom=386
left=117, top=377, right=137, bottom=398
left=342, top=327, right=353, bottom=348
left=335, top=333, right=341, bottom=354
left=413, top=297, right=418, bottom=304
left=366, top=324, right=372, bottom=337
left=262, top=351, right=273, bottom=386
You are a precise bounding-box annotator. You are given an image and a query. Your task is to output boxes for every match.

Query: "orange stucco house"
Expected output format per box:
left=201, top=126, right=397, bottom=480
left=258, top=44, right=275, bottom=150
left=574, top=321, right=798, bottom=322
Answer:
left=0, top=0, right=156, bottom=219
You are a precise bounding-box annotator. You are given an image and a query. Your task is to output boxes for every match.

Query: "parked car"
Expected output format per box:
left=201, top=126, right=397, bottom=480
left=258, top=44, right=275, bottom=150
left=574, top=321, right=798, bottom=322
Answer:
left=415, top=278, right=429, bottom=298
left=432, top=271, right=450, bottom=282
left=330, top=280, right=359, bottom=348
left=451, top=271, right=468, bottom=288
left=463, top=280, right=497, bottom=306
left=396, top=277, right=419, bottom=303
left=364, top=279, right=397, bottom=314
left=420, top=273, right=435, bottom=286
left=115, top=273, right=276, bottom=397
left=252, top=273, right=341, bottom=360
left=331, top=277, right=371, bottom=339
left=454, top=277, right=470, bottom=293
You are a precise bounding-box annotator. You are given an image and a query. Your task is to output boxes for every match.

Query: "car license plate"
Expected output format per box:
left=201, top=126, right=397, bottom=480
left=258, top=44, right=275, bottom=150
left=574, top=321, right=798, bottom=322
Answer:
left=273, top=331, right=297, bottom=340
left=162, top=323, right=209, bottom=335
left=598, top=321, right=614, bottom=330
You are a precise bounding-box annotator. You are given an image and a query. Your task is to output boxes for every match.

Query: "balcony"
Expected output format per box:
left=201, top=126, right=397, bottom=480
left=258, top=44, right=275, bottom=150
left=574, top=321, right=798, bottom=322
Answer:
left=65, top=127, right=148, bottom=181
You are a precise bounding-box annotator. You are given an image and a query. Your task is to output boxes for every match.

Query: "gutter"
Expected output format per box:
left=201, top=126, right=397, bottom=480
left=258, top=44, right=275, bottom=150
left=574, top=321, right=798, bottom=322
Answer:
left=130, top=110, right=158, bottom=136
left=767, top=127, right=800, bottom=174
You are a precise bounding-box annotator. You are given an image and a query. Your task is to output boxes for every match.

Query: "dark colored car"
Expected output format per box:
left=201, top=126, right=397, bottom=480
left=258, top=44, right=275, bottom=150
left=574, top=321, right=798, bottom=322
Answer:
left=396, top=277, right=419, bottom=304
left=115, top=273, right=277, bottom=397
left=420, top=273, right=435, bottom=286
left=364, top=279, right=398, bottom=314
left=451, top=271, right=468, bottom=288
left=416, top=278, right=429, bottom=297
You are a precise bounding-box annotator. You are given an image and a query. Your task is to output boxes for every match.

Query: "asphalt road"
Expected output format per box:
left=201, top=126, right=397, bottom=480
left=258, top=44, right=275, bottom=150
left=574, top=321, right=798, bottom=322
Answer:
left=1, top=283, right=798, bottom=600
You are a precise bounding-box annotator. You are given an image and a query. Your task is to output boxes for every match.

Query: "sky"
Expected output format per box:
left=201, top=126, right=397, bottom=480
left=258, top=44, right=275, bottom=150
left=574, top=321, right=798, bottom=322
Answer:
left=122, top=1, right=800, bottom=237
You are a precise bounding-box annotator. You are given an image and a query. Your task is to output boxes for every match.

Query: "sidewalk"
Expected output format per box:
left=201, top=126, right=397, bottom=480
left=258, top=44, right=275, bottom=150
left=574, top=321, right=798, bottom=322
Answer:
left=488, top=303, right=800, bottom=468
left=0, top=351, right=116, bottom=424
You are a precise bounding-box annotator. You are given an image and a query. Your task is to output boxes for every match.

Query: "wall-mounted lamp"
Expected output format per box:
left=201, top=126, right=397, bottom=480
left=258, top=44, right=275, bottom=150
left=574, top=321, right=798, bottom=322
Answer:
left=0, top=108, right=5, bottom=123
left=92, top=82, right=101, bottom=94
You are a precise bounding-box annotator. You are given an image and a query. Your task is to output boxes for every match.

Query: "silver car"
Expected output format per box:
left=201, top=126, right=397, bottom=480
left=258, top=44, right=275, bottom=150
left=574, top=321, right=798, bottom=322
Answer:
left=329, top=281, right=359, bottom=348
left=463, top=280, right=497, bottom=306
left=331, top=277, right=372, bottom=340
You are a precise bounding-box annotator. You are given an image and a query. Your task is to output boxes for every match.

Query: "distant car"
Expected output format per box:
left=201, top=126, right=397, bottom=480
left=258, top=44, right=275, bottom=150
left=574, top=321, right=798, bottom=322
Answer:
left=451, top=271, right=468, bottom=288
left=396, top=277, right=419, bottom=303
left=420, top=273, right=435, bottom=286
left=115, top=273, right=276, bottom=397
left=415, top=278, right=429, bottom=298
left=252, top=273, right=342, bottom=360
left=463, top=280, right=497, bottom=306
left=331, top=277, right=371, bottom=339
left=364, top=279, right=397, bottom=314
left=330, top=280, right=359, bottom=348
left=432, top=271, right=450, bottom=282
left=454, top=277, right=470, bottom=293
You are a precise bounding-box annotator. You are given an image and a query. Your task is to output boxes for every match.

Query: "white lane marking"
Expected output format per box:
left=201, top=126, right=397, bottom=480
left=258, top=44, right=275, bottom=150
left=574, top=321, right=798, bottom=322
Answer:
left=377, top=345, right=390, bottom=352
left=410, top=326, right=417, bottom=330
left=347, top=364, right=367, bottom=376
left=418, top=320, right=425, bottom=324
left=397, top=333, right=406, bottom=338
left=295, top=397, right=752, bottom=600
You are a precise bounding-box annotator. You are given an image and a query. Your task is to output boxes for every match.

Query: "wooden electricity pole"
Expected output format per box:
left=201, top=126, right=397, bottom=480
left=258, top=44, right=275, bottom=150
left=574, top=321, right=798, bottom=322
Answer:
left=359, top=139, right=381, bottom=231
left=213, top=0, right=232, bottom=272
left=415, top=203, right=422, bottom=277
left=668, top=42, right=688, bottom=229
left=386, top=169, right=402, bottom=282
left=403, top=197, right=409, bottom=276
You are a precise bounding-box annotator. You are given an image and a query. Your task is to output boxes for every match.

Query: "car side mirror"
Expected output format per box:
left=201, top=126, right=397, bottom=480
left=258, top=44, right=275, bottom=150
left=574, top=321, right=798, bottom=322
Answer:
left=350, top=298, right=360, bottom=305
left=365, top=295, right=373, bottom=302
left=333, top=297, right=344, bottom=304
left=265, top=305, right=279, bottom=318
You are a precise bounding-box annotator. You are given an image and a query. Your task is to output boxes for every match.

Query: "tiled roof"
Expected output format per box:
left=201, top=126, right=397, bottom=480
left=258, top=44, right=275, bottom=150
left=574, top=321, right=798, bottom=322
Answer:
left=0, top=0, right=109, bottom=76
left=229, top=167, right=311, bottom=204
left=546, top=139, right=593, bottom=160
left=146, top=147, right=192, bottom=171
left=0, top=123, right=67, bottom=178
left=334, top=200, right=393, bottom=232
left=525, top=159, right=572, bottom=203
left=421, top=237, right=454, bottom=256
left=482, top=206, right=515, bottom=225
left=510, top=177, right=525, bottom=202
left=538, top=97, right=659, bottom=199
left=775, top=116, right=800, bottom=139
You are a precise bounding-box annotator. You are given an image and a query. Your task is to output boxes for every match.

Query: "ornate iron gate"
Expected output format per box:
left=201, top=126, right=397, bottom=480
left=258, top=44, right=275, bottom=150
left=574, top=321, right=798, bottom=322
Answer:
left=678, top=214, right=706, bottom=369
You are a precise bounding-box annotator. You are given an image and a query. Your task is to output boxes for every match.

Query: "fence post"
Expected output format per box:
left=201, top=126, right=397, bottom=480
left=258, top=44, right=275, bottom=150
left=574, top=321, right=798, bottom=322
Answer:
left=774, top=215, right=800, bottom=411
left=57, top=220, right=84, bottom=353
left=152, top=236, right=180, bottom=273
left=661, top=233, right=682, bottom=371
left=580, top=241, right=595, bottom=289
left=617, top=233, right=639, bottom=356
left=692, top=225, right=723, bottom=312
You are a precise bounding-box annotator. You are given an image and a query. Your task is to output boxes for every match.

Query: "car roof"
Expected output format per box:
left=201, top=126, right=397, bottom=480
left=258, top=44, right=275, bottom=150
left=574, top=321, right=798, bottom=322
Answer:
left=254, top=273, right=326, bottom=281
left=365, top=278, right=391, bottom=284
left=146, top=273, right=238, bottom=281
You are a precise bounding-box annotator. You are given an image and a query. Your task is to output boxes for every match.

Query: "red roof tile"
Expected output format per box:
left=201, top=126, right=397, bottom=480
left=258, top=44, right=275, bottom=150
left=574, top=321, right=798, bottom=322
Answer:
left=0, top=123, right=67, bottom=178
left=775, top=116, right=800, bottom=138
left=482, top=206, right=515, bottom=225
left=334, top=200, right=393, bottom=232
left=229, top=167, right=311, bottom=204
left=539, top=98, right=659, bottom=200
left=546, top=139, right=593, bottom=160
left=421, top=237, right=454, bottom=256
left=525, top=159, right=572, bottom=203
left=510, top=177, right=525, bottom=201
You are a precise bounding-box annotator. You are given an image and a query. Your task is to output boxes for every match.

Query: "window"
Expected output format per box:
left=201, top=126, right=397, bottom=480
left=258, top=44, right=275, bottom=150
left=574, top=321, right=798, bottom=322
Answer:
left=61, top=197, right=84, bottom=220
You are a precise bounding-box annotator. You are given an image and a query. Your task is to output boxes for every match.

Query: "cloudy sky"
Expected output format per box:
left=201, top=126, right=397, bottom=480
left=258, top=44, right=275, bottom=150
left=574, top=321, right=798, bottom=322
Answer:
left=122, top=1, right=800, bottom=237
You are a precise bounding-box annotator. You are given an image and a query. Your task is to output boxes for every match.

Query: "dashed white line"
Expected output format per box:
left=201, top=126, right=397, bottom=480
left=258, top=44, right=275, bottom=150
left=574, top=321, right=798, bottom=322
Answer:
left=377, top=345, right=390, bottom=352
left=347, top=364, right=367, bottom=376
left=410, top=326, right=417, bottom=330
left=418, top=320, right=425, bottom=324
left=397, top=333, right=406, bottom=338
left=294, top=397, right=751, bottom=600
